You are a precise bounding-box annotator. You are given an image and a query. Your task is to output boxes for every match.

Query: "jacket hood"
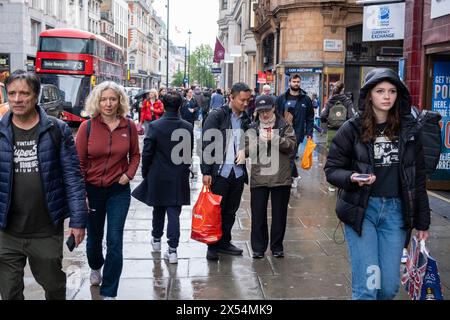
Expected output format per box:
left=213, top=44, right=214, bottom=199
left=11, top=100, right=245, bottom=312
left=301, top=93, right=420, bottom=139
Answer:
left=328, top=94, right=350, bottom=104
left=358, top=68, right=411, bottom=116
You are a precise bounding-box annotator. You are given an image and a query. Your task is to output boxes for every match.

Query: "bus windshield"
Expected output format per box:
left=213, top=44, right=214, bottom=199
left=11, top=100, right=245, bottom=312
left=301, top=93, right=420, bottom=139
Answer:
left=39, top=37, right=93, bottom=54
left=39, top=74, right=90, bottom=116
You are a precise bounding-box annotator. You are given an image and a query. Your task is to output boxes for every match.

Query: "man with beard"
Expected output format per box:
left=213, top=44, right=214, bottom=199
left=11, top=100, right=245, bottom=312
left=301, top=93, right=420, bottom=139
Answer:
left=275, top=74, right=314, bottom=188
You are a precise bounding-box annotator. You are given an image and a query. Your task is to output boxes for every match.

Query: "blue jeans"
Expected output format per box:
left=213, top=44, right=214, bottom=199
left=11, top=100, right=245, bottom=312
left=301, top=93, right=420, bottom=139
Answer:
left=152, top=206, right=182, bottom=249
left=344, top=197, right=406, bottom=300
left=86, top=183, right=131, bottom=298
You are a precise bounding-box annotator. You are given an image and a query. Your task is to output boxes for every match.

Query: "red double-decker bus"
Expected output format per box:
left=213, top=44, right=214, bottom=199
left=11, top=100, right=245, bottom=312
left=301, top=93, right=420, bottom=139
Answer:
left=35, top=28, right=124, bottom=122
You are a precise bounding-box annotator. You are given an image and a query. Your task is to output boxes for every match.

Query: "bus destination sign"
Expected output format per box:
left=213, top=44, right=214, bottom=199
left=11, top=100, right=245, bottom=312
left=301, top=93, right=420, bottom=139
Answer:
left=42, top=59, right=85, bottom=71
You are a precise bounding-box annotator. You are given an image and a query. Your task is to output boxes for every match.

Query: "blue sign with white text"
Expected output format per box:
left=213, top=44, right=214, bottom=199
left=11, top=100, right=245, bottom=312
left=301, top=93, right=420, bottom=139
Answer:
left=430, top=61, right=450, bottom=181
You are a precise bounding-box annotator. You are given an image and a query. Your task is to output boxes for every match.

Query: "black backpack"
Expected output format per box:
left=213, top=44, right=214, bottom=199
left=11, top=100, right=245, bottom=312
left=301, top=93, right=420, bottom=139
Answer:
left=411, top=106, right=442, bottom=175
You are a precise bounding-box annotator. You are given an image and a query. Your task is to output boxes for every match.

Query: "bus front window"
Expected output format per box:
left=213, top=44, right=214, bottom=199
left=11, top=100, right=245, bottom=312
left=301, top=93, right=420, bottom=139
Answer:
left=39, top=74, right=91, bottom=117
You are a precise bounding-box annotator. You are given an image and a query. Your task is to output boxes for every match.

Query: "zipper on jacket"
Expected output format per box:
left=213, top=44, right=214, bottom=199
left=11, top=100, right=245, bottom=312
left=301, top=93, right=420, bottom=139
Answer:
left=4, top=144, right=15, bottom=227
left=100, top=131, right=113, bottom=188
left=398, top=133, right=414, bottom=226
left=37, top=128, right=56, bottom=226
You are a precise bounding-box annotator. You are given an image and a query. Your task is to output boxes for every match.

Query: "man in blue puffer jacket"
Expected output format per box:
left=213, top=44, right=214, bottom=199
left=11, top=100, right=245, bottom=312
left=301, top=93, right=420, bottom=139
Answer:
left=0, top=70, right=87, bottom=300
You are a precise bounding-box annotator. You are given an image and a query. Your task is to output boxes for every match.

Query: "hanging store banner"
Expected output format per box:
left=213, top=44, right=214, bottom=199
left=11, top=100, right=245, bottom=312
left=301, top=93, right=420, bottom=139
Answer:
left=363, top=3, right=405, bottom=42
left=430, top=61, right=450, bottom=181
left=431, top=0, right=450, bottom=19
left=257, top=71, right=267, bottom=84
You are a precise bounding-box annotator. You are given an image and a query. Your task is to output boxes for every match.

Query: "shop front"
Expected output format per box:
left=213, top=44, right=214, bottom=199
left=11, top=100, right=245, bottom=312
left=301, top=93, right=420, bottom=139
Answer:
left=283, top=67, right=323, bottom=101
left=322, top=66, right=345, bottom=106
left=404, top=0, right=450, bottom=190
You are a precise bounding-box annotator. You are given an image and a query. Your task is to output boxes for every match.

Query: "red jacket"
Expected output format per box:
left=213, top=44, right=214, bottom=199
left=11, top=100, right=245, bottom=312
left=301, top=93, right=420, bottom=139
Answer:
left=140, top=99, right=164, bottom=122
left=76, top=116, right=140, bottom=188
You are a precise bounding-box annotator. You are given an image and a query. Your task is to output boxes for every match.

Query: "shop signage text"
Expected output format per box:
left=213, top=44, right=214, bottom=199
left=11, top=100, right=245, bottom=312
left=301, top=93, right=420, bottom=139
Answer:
left=363, top=3, right=405, bottom=42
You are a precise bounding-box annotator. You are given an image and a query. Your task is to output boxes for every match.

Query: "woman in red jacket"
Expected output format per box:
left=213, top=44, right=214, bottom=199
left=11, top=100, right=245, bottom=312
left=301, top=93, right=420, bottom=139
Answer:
left=76, top=81, right=140, bottom=300
left=140, top=88, right=164, bottom=130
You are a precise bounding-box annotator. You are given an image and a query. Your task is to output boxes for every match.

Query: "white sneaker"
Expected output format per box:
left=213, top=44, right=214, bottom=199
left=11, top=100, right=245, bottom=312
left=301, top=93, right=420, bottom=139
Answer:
left=328, top=186, right=336, bottom=192
left=90, top=268, right=102, bottom=286
left=103, top=296, right=116, bottom=300
left=291, top=177, right=299, bottom=189
left=151, top=238, right=161, bottom=252
left=164, top=249, right=178, bottom=264
left=401, top=248, right=408, bottom=264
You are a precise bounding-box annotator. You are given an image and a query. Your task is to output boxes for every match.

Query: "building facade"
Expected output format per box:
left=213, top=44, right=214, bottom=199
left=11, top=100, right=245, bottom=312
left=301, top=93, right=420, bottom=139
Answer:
left=127, top=0, right=152, bottom=88
left=252, top=0, right=364, bottom=104
left=0, top=0, right=89, bottom=72
left=100, top=0, right=128, bottom=84
left=169, top=44, right=186, bottom=86
left=88, top=0, right=102, bottom=35
left=218, top=0, right=257, bottom=91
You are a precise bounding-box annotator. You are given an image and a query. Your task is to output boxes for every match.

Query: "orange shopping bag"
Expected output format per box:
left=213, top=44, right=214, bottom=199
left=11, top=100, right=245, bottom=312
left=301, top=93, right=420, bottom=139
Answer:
left=191, top=186, right=223, bottom=244
left=301, top=138, right=316, bottom=170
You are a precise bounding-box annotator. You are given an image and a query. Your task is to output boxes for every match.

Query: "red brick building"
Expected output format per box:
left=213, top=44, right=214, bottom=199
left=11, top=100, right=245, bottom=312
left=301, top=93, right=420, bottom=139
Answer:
left=404, top=0, right=450, bottom=189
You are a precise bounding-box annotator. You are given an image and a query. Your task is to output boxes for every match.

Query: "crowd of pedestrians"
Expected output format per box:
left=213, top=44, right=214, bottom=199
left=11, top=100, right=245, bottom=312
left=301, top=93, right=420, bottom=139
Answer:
left=0, top=68, right=432, bottom=301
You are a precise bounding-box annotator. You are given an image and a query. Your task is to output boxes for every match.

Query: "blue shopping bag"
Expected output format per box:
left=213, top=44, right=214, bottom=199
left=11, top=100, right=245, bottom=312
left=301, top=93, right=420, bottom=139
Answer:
left=402, top=236, right=444, bottom=300
left=419, top=248, right=444, bottom=300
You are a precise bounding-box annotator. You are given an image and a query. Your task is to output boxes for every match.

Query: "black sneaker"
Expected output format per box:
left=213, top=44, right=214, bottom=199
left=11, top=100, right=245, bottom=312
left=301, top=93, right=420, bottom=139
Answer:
left=272, top=251, right=284, bottom=258
left=217, top=243, right=243, bottom=255
left=206, top=248, right=219, bottom=261
left=252, top=252, right=264, bottom=259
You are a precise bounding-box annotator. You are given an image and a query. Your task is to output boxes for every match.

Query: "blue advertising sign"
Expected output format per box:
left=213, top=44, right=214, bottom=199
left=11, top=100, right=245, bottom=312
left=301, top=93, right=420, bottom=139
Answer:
left=430, top=61, right=450, bottom=181
left=398, top=58, right=405, bottom=81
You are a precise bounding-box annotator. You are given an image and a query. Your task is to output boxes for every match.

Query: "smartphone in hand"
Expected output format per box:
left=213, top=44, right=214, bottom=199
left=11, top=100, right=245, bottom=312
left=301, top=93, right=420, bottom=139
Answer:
left=353, top=174, right=371, bottom=181
left=66, top=234, right=76, bottom=252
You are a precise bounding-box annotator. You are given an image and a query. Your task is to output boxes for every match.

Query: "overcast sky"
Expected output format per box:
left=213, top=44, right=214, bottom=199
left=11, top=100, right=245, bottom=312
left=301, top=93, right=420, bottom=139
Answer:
left=152, top=0, right=219, bottom=50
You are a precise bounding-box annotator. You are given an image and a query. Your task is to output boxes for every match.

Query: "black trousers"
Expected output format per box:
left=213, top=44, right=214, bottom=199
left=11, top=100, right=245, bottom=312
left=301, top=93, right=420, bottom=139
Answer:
left=250, top=186, right=291, bottom=253
left=208, top=170, right=245, bottom=249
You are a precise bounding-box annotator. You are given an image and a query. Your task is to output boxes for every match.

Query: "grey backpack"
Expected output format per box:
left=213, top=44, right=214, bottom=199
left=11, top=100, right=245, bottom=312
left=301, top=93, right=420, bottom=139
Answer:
left=327, top=100, right=347, bottom=129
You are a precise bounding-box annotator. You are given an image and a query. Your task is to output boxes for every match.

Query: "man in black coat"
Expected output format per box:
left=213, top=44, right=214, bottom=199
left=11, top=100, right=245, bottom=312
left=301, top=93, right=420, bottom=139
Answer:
left=132, top=91, right=193, bottom=264
left=201, top=82, right=251, bottom=261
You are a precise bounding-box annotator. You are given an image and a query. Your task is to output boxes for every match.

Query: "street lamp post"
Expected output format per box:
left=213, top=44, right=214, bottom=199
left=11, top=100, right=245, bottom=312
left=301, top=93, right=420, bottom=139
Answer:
left=166, top=0, right=170, bottom=89
left=184, top=44, right=187, bottom=87
left=187, top=30, right=191, bottom=87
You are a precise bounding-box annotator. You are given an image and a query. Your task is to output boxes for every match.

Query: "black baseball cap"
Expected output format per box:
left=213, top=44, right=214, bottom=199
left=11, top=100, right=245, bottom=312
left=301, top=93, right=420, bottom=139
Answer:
left=255, top=95, right=275, bottom=111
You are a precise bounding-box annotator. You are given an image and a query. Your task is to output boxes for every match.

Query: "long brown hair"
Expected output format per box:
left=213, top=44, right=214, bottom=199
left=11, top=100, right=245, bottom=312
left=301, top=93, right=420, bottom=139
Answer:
left=332, top=81, right=345, bottom=96
left=361, top=88, right=401, bottom=143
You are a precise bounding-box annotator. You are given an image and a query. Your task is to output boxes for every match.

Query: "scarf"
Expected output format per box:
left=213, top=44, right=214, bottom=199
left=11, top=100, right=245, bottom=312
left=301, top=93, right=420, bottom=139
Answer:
left=259, top=113, right=276, bottom=141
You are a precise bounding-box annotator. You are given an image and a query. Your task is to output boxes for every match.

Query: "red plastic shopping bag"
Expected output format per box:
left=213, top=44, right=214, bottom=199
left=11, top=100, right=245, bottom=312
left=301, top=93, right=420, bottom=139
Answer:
left=191, top=186, right=222, bottom=244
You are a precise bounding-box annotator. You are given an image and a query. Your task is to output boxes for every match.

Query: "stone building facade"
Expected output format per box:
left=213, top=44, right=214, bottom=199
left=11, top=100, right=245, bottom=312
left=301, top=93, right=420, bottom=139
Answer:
left=218, top=0, right=258, bottom=91
left=252, top=0, right=362, bottom=104
left=0, top=0, right=90, bottom=72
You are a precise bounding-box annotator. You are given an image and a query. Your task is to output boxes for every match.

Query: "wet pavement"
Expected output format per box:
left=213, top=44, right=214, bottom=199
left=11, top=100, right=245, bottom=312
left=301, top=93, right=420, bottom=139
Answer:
left=19, top=127, right=450, bottom=300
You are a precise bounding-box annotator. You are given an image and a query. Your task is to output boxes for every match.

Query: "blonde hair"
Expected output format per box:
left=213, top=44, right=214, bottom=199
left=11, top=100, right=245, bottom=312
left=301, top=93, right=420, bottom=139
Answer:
left=85, top=81, right=130, bottom=117
left=149, top=88, right=158, bottom=100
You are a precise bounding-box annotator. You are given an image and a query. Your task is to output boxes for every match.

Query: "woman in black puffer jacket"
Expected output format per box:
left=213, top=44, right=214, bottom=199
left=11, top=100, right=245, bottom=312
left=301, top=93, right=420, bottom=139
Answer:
left=324, top=68, right=430, bottom=300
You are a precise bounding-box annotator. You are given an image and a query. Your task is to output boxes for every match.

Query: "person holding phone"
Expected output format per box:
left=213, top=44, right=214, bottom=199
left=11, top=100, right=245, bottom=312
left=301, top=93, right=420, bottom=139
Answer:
left=246, top=95, right=296, bottom=259
left=76, top=81, right=140, bottom=300
left=324, top=68, right=431, bottom=300
left=201, top=82, right=252, bottom=261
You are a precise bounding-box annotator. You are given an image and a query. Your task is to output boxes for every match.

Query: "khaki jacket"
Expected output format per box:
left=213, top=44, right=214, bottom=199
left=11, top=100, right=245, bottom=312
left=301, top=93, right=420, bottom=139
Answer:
left=246, top=115, right=297, bottom=188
